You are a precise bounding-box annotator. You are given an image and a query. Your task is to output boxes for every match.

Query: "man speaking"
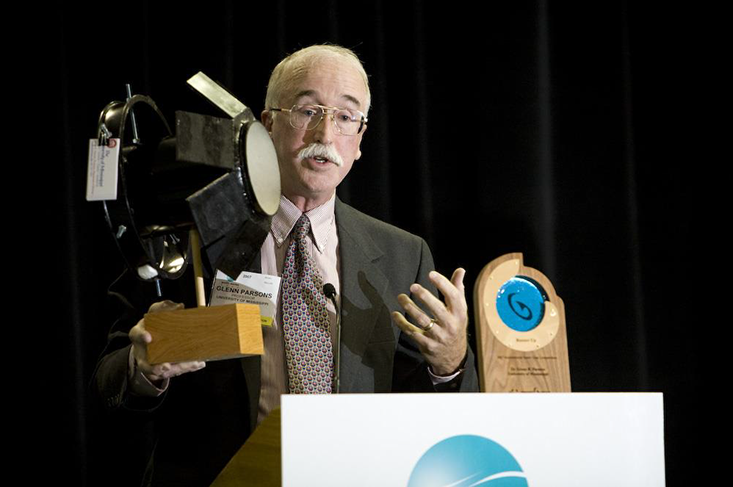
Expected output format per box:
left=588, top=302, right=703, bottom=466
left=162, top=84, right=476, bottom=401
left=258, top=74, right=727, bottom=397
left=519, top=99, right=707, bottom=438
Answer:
left=94, top=44, right=478, bottom=486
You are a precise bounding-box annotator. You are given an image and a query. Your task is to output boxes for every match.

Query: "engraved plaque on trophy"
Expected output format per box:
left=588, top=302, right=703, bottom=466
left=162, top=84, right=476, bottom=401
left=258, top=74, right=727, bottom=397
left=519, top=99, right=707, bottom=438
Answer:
left=473, top=253, right=571, bottom=392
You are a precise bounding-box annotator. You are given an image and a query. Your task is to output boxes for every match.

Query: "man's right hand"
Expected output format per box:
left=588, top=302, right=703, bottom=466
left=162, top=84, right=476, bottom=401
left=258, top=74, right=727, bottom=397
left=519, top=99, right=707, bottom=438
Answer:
left=129, top=300, right=206, bottom=387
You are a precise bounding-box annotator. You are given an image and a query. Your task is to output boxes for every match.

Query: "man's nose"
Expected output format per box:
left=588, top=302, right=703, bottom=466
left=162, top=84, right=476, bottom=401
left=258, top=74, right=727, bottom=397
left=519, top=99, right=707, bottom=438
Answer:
left=312, top=113, right=337, bottom=144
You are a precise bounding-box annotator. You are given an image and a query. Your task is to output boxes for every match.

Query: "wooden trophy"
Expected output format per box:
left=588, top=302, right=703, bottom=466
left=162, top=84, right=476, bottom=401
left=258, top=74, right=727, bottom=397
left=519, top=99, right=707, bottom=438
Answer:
left=473, top=253, right=571, bottom=392
left=144, top=229, right=264, bottom=364
left=90, top=72, right=279, bottom=364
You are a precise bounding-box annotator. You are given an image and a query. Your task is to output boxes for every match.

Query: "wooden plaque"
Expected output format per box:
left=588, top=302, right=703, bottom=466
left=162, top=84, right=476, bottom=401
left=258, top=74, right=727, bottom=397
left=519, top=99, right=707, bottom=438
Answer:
left=145, top=303, right=264, bottom=364
left=473, top=253, right=571, bottom=392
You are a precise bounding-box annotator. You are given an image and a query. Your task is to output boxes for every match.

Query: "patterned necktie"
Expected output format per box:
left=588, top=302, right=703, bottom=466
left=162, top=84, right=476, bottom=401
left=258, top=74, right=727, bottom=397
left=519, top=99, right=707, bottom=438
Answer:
left=281, top=214, right=333, bottom=393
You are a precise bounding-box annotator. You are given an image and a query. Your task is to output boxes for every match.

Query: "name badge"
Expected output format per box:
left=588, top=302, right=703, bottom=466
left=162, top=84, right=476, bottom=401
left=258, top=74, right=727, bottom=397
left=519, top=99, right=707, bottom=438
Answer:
left=86, top=138, right=120, bottom=201
left=210, top=270, right=281, bottom=327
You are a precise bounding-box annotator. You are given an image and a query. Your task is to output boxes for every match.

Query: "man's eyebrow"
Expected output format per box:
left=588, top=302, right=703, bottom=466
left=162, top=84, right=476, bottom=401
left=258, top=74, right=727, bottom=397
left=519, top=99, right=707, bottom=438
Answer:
left=294, top=90, right=362, bottom=109
left=341, top=94, right=362, bottom=108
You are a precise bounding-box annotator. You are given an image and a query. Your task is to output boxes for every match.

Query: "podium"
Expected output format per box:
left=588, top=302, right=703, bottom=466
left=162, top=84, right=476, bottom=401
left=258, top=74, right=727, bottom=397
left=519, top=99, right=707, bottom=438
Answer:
left=212, top=408, right=282, bottom=486
left=212, top=393, right=665, bottom=487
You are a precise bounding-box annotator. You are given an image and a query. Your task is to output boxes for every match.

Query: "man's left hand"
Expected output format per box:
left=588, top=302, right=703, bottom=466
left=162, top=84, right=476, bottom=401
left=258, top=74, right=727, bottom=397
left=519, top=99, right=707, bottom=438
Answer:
left=392, top=268, right=468, bottom=376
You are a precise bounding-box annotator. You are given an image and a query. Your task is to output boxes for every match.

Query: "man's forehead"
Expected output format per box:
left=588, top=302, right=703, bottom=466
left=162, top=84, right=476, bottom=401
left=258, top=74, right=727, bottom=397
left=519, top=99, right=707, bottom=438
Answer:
left=293, top=89, right=362, bottom=109
left=284, top=60, right=367, bottom=109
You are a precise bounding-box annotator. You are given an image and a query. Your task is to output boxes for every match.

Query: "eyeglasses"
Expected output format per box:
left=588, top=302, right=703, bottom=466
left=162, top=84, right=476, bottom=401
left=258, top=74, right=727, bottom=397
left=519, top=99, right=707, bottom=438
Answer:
left=269, top=104, right=368, bottom=136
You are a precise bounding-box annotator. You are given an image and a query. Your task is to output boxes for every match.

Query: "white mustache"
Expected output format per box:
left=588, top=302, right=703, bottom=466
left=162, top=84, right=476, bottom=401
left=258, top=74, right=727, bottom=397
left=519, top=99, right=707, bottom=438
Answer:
left=298, top=143, right=344, bottom=167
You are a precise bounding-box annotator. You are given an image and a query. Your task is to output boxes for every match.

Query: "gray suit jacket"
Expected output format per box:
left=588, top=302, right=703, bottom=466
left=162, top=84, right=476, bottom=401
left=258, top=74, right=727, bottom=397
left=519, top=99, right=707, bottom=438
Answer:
left=93, top=199, right=477, bottom=486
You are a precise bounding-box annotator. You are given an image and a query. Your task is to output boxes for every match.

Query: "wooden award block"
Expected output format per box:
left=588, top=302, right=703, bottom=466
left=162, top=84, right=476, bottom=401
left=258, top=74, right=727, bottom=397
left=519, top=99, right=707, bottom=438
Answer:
left=145, top=303, right=263, bottom=364
left=474, top=253, right=571, bottom=392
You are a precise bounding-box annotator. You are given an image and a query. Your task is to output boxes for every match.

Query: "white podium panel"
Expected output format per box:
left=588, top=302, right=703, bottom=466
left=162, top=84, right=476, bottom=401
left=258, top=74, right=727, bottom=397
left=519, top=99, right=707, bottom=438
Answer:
left=281, top=393, right=664, bottom=487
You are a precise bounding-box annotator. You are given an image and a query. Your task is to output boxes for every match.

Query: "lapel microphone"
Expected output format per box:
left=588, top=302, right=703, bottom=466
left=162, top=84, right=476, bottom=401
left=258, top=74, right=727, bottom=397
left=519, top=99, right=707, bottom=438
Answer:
left=323, top=283, right=341, bottom=393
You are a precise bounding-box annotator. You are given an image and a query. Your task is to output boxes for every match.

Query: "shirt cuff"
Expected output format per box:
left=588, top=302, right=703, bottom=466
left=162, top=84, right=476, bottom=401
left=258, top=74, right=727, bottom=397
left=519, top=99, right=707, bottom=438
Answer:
left=427, top=366, right=463, bottom=385
left=128, top=347, right=169, bottom=397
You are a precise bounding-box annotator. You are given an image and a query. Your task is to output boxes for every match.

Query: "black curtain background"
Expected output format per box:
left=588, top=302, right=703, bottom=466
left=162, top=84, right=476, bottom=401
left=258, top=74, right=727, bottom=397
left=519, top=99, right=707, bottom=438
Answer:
left=35, top=0, right=701, bottom=484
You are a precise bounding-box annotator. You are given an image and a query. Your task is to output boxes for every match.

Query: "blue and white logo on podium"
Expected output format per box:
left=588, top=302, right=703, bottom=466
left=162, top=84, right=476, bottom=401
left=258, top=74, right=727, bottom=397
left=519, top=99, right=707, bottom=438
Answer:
left=408, top=435, right=528, bottom=487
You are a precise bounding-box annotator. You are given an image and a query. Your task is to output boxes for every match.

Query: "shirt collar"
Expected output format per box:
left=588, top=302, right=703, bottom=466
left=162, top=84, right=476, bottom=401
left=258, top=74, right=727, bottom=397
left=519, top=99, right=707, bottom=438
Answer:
left=270, top=194, right=336, bottom=254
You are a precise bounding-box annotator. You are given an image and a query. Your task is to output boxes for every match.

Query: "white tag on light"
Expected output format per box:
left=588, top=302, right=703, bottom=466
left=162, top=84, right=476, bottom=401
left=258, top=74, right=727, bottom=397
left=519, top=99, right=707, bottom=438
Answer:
left=210, top=270, right=282, bottom=327
left=86, top=138, right=120, bottom=201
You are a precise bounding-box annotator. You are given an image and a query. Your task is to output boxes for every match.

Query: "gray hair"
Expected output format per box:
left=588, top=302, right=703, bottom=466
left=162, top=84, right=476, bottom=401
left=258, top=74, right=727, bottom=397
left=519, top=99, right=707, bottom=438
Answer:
left=265, top=44, right=371, bottom=116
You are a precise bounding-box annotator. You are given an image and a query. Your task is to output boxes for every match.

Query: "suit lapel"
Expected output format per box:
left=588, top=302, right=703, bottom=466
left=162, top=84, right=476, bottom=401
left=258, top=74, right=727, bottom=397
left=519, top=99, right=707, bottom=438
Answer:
left=335, top=200, right=391, bottom=392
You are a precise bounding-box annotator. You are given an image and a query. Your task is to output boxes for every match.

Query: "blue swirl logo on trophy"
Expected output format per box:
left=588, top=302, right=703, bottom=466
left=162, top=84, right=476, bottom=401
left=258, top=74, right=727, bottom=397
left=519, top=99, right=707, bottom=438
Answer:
left=496, top=276, right=547, bottom=332
left=408, top=435, right=528, bottom=487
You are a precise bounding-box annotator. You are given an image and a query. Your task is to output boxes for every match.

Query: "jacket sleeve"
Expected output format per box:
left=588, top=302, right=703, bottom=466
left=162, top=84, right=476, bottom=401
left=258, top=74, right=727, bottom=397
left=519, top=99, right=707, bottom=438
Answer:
left=91, top=269, right=170, bottom=413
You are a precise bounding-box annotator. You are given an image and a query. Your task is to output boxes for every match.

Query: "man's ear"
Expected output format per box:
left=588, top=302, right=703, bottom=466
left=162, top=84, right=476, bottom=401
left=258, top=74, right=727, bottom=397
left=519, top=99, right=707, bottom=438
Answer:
left=355, top=125, right=367, bottom=160
left=261, top=110, right=273, bottom=134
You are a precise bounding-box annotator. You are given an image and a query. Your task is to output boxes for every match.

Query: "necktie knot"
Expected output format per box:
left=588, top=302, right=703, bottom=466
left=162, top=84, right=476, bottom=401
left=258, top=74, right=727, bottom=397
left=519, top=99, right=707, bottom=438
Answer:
left=293, top=214, right=311, bottom=242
